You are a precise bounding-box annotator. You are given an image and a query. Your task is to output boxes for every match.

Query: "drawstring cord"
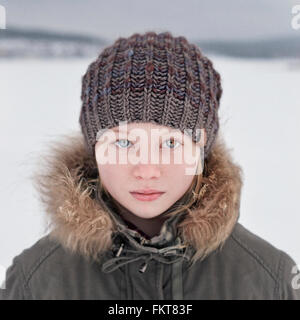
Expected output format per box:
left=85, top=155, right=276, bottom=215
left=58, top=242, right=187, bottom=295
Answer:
left=101, top=238, right=194, bottom=300
left=101, top=239, right=190, bottom=274
left=172, top=259, right=183, bottom=300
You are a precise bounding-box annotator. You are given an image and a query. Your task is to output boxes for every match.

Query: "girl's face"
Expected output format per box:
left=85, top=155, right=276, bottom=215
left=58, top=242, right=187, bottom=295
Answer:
left=95, top=122, right=205, bottom=219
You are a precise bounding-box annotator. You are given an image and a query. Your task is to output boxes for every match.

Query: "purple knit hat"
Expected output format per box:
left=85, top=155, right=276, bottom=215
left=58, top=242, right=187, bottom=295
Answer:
left=79, top=31, right=222, bottom=160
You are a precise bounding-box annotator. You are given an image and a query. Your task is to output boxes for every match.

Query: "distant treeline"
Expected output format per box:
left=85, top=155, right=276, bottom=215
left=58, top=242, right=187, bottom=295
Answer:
left=196, top=37, right=300, bottom=59
left=0, top=27, right=106, bottom=44
left=0, top=27, right=299, bottom=59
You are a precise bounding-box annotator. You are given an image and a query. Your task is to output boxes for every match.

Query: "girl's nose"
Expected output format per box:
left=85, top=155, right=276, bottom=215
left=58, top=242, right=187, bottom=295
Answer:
left=133, top=164, right=161, bottom=180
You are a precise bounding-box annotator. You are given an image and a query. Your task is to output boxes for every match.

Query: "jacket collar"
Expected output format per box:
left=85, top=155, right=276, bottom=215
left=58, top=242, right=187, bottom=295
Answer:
left=96, top=187, right=188, bottom=247
left=33, top=131, right=243, bottom=264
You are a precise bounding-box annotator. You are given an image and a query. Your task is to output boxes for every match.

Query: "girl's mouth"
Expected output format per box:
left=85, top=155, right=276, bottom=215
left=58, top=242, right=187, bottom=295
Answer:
left=130, top=192, right=165, bottom=202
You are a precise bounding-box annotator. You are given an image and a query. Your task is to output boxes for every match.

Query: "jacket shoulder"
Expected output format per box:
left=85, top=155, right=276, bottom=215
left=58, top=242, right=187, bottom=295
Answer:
left=227, top=223, right=300, bottom=300
left=0, top=235, right=62, bottom=300
left=0, top=235, right=108, bottom=300
left=17, top=235, right=62, bottom=282
left=230, top=223, right=282, bottom=276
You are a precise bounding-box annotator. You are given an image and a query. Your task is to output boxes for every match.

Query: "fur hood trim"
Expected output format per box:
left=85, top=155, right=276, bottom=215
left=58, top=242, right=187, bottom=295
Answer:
left=33, top=131, right=244, bottom=263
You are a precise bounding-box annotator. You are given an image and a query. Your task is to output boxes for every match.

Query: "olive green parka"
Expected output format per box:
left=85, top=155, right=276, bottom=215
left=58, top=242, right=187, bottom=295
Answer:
left=1, top=133, right=299, bottom=300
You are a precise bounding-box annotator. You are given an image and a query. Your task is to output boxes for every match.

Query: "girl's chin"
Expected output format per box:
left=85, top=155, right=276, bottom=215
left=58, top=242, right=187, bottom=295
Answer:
left=128, top=209, right=164, bottom=220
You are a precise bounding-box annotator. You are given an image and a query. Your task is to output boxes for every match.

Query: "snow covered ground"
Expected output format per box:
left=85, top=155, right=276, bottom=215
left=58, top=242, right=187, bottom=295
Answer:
left=0, top=55, right=299, bottom=273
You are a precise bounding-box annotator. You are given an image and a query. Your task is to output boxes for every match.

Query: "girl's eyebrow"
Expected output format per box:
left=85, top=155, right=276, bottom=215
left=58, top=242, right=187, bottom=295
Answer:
left=111, top=127, right=180, bottom=134
left=111, top=127, right=125, bottom=133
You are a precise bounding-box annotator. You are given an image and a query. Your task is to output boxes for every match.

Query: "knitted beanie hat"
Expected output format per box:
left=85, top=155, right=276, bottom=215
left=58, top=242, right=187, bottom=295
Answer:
left=79, top=31, right=222, bottom=160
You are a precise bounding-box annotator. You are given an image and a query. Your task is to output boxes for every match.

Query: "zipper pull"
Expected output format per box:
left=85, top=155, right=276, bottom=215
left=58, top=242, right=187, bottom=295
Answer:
left=139, top=261, right=148, bottom=273
left=116, top=243, right=124, bottom=257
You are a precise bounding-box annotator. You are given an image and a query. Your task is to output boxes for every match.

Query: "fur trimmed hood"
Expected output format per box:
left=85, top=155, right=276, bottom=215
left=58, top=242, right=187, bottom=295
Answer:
left=33, top=131, right=244, bottom=264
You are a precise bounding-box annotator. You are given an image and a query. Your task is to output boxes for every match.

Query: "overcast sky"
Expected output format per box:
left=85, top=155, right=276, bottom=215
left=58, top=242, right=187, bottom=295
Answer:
left=1, top=0, right=300, bottom=41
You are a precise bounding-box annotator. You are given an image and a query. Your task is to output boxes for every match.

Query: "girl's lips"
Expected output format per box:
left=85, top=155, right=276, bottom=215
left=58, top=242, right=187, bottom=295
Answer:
left=130, top=192, right=165, bottom=202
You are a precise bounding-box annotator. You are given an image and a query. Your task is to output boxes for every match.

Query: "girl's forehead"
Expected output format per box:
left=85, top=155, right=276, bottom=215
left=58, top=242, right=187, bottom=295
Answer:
left=112, top=122, right=181, bottom=133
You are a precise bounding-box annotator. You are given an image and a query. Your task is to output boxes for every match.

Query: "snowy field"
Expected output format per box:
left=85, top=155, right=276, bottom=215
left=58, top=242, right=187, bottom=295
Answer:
left=0, top=55, right=299, bottom=272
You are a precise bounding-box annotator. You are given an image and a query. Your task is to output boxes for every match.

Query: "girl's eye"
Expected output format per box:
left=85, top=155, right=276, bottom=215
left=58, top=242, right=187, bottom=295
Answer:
left=162, top=137, right=181, bottom=149
left=113, top=137, right=181, bottom=149
left=114, top=139, right=132, bottom=149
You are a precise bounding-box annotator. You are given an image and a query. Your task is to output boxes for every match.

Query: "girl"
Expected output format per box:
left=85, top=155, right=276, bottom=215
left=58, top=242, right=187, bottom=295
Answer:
left=1, top=31, right=299, bottom=300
